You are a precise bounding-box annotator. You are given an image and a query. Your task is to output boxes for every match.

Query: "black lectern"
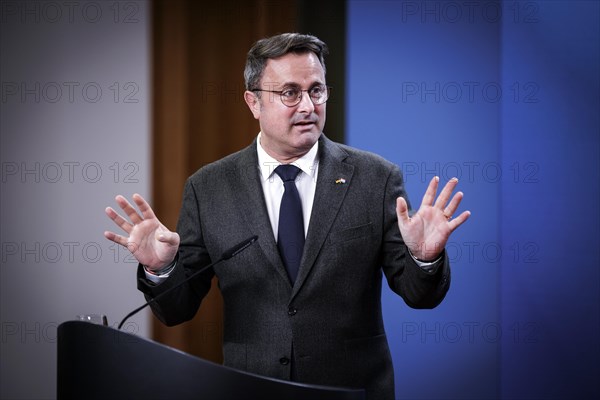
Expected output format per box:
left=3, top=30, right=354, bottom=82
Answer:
left=57, top=321, right=365, bottom=399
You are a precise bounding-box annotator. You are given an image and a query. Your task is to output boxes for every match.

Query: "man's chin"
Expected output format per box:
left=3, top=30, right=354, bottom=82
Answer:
left=293, top=128, right=320, bottom=143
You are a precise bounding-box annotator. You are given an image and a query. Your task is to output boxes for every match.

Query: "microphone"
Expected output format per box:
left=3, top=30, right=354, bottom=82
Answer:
left=118, top=235, right=258, bottom=330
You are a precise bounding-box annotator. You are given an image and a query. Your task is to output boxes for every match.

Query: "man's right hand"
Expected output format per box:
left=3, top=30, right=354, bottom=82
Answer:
left=104, top=193, right=180, bottom=272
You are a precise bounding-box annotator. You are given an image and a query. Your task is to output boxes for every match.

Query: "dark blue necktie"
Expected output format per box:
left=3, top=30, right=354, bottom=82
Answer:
left=275, top=165, right=305, bottom=284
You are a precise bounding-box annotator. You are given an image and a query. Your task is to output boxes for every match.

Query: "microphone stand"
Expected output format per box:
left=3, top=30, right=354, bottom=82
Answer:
left=118, top=236, right=258, bottom=330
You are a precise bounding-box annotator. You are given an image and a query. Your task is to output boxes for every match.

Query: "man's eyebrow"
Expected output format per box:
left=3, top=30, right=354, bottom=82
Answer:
left=279, top=82, right=300, bottom=89
left=280, top=80, right=325, bottom=88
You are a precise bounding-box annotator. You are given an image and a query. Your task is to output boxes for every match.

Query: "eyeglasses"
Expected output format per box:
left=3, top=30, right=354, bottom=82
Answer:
left=252, top=85, right=331, bottom=107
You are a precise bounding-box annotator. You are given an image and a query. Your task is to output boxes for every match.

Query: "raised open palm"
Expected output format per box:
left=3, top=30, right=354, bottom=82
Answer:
left=104, top=193, right=179, bottom=271
left=396, top=177, right=470, bottom=261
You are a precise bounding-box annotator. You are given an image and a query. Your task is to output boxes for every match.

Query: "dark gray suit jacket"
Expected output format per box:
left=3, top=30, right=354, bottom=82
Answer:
left=138, top=135, right=450, bottom=400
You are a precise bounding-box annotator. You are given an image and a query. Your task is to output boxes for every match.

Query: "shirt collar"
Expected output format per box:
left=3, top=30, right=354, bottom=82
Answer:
left=256, top=132, right=319, bottom=181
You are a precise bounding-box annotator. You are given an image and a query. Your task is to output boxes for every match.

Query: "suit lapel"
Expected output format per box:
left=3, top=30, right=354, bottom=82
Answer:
left=234, top=143, right=291, bottom=284
left=291, top=136, right=354, bottom=299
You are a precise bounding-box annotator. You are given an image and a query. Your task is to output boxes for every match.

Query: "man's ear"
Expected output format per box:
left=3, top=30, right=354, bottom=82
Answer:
left=244, top=91, right=260, bottom=120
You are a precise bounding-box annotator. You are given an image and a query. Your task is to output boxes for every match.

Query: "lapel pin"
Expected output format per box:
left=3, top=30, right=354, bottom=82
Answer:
left=335, top=178, right=346, bottom=184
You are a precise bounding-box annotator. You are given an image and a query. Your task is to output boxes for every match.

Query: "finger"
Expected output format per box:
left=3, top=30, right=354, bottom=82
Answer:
left=434, top=177, right=458, bottom=209
left=396, top=196, right=410, bottom=226
left=132, top=193, right=157, bottom=220
left=420, top=176, right=439, bottom=207
left=105, top=206, right=133, bottom=233
left=115, top=195, right=144, bottom=225
left=443, top=191, right=464, bottom=218
left=103, top=230, right=130, bottom=247
left=448, top=210, right=471, bottom=231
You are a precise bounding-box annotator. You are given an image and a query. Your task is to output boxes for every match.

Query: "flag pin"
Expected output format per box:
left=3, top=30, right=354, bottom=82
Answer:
left=335, top=178, right=346, bottom=184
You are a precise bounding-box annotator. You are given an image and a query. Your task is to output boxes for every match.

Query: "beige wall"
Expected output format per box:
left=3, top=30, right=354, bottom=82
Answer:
left=0, top=1, right=151, bottom=398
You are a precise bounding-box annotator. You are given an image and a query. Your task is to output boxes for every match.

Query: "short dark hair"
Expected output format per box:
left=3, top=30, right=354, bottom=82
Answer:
left=244, top=33, right=329, bottom=91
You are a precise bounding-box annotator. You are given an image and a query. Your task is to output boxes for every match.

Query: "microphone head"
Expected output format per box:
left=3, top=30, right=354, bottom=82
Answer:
left=221, top=236, right=258, bottom=260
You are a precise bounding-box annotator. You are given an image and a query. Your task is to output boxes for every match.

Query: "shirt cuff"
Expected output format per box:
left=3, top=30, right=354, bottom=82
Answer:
left=408, top=250, right=442, bottom=273
left=143, top=261, right=176, bottom=284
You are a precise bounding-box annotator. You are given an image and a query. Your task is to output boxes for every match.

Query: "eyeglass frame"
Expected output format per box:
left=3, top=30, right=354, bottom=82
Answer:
left=251, top=84, right=332, bottom=107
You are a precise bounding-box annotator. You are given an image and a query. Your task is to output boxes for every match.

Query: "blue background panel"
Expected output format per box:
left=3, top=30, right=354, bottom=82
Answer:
left=347, top=1, right=599, bottom=398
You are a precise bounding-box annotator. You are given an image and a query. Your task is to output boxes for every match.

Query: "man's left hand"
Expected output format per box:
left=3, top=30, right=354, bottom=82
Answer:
left=396, top=176, right=470, bottom=262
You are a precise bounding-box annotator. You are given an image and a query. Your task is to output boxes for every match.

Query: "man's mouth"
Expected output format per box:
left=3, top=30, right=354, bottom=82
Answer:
left=293, top=120, right=316, bottom=126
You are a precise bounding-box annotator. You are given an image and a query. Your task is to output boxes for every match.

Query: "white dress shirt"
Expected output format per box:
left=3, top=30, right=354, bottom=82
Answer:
left=256, top=132, right=319, bottom=240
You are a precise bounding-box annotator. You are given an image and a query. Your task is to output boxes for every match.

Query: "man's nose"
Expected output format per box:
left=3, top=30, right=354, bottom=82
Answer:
left=296, top=91, right=315, bottom=113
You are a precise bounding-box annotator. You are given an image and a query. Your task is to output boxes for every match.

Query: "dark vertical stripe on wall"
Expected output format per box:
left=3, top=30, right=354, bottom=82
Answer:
left=298, top=0, right=346, bottom=144
left=151, top=0, right=300, bottom=363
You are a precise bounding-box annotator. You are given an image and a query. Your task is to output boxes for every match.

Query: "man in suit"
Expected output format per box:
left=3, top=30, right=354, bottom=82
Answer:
left=104, top=33, right=470, bottom=400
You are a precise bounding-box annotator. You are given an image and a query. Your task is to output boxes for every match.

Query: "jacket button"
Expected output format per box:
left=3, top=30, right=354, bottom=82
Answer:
left=288, top=307, right=297, bottom=316
left=279, top=357, right=290, bottom=365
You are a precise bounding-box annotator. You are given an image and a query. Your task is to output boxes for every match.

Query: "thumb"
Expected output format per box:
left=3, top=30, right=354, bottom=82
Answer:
left=156, top=231, right=180, bottom=246
left=396, top=196, right=410, bottom=226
